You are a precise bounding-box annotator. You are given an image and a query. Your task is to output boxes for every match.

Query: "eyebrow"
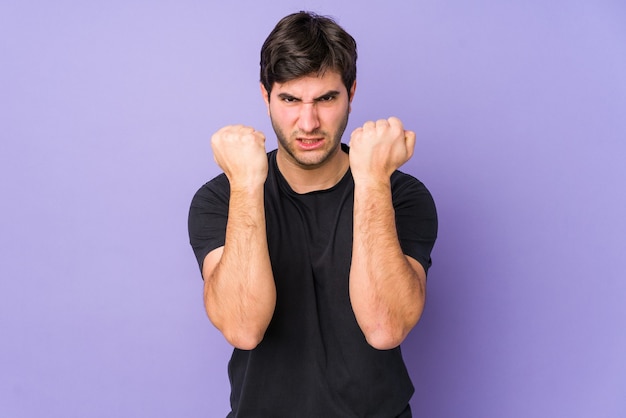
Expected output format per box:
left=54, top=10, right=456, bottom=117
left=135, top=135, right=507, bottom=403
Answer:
left=277, top=90, right=342, bottom=102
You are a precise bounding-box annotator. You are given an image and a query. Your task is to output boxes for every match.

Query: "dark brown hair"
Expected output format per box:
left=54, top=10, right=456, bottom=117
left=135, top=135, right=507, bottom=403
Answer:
left=260, top=11, right=357, bottom=96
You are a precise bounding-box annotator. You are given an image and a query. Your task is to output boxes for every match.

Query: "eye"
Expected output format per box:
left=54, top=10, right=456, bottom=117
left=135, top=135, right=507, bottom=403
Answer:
left=280, top=96, right=299, bottom=104
left=317, top=94, right=337, bottom=102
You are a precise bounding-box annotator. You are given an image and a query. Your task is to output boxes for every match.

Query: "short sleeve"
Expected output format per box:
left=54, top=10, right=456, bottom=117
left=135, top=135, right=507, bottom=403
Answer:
left=187, top=174, right=230, bottom=274
left=391, top=171, right=438, bottom=274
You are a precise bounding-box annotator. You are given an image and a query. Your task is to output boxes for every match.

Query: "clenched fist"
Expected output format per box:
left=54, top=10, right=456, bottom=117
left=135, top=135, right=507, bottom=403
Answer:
left=348, top=117, right=416, bottom=185
left=211, top=125, right=268, bottom=190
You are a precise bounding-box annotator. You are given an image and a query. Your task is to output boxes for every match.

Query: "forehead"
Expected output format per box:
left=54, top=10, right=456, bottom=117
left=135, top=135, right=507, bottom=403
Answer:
left=271, top=71, right=346, bottom=98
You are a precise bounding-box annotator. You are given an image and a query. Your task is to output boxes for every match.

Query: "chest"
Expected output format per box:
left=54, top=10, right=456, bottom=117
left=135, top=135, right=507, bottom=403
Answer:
left=264, top=184, right=354, bottom=293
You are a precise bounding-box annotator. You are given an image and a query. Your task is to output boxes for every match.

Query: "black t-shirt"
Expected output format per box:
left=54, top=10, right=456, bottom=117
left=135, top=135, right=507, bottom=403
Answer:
left=188, top=145, right=437, bottom=418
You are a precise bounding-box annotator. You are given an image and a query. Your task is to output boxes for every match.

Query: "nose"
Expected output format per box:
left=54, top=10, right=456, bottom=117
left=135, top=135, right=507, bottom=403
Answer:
left=297, top=102, right=320, bottom=133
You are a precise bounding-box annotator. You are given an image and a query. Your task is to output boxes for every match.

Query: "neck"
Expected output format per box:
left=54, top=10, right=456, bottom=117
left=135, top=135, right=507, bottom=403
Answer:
left=276, top=147, right=349, bottom=194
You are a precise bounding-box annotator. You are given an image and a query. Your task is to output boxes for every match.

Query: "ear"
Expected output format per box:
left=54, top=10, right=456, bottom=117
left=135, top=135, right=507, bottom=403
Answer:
left=348, top=80, right=357, bottom=112
left=260, top=83, right=270, bottom=115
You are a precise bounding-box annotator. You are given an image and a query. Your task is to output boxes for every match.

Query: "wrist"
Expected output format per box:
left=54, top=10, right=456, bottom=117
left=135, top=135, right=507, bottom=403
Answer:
left=352, top=174, right=391, bottom=191
left=228, top=180, right=265, bottom=195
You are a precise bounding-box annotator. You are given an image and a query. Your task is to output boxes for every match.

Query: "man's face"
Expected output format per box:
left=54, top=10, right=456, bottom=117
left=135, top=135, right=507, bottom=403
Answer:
left=262, top=71, right=356, bottom=169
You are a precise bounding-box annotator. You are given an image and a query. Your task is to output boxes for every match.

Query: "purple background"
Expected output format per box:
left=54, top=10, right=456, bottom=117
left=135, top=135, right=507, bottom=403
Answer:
left=1, top=1, right=625, bottom=417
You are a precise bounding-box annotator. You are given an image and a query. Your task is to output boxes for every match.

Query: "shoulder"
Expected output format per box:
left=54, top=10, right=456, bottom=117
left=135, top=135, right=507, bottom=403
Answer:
left=391, top=171, right=433, bottom=200
left=389, top=170, right=437, bottom=219
left=190, top=173, right=230, bottom=208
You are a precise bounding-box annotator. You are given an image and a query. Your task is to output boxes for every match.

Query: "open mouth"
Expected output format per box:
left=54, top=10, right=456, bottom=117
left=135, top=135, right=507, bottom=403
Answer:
left=297, top=137, right=324, bottom=150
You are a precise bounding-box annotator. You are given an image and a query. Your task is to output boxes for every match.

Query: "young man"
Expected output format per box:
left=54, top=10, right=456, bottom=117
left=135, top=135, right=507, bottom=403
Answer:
left=188, top=11, right=437, bottom=417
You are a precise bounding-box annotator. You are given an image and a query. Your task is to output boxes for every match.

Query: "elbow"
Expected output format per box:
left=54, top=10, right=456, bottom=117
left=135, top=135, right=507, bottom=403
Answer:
left=206, top=308, right=268, bottom=350
left=361, top=312, right=423, bottom=350
left=363, top=328, right=408, bottom=350
left=223, top=329, right=265, bottom=350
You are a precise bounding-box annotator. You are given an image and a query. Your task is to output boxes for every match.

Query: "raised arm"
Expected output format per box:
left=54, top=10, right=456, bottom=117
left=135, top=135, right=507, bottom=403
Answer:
left=348, top=117, right=426, bottom=350
left=203, top=125, right=276, bottom=350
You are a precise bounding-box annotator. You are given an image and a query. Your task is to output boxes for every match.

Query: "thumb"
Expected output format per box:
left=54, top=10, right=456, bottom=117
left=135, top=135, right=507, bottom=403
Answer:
left=404, top=130, right=416, bottom=159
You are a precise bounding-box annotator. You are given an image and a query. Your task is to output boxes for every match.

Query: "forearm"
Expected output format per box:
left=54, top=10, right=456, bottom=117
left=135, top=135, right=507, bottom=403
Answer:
left=350, top=180, right=425, bottom=350
left=204, top=185, right=276, bottom=349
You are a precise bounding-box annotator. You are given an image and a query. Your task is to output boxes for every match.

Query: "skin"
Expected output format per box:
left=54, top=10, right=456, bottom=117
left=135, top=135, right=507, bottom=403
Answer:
left=261, top=71, right=354, bottom=193
left=349, top=118, right=426, bottom=349
left=203, top=124, right=275, bottom=350
left=203, top=70, right=426, bottom=350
